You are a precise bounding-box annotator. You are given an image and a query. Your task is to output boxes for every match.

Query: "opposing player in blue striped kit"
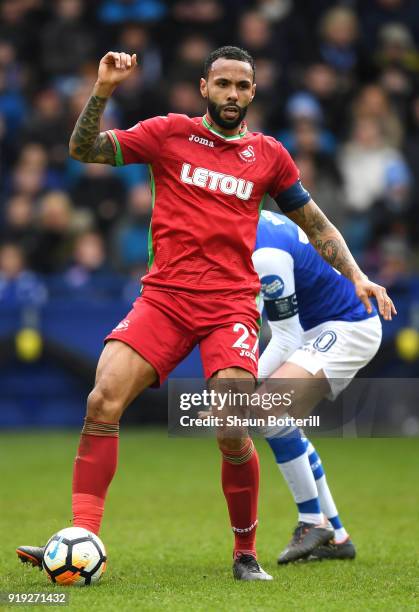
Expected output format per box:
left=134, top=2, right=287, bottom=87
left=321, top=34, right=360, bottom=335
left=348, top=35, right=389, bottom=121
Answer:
left=253, top=210, right=388, bottom=563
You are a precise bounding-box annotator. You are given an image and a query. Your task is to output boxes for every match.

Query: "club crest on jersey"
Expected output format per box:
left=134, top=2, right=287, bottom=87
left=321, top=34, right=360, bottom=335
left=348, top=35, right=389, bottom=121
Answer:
left=238, top=145, right=256, bottom=163
left=189, top=134, right=215, bottom=148
left=113, top=319, right=130, bottom=331
left=180, top=163, right=254, bottom=200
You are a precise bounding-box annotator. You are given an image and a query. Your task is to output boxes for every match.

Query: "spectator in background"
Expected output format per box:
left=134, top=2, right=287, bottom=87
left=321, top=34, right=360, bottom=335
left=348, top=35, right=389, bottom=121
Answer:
left=278, top=92, right=336, bottom=155
left=339, top=117, right=408, bottom=254
left=168, top=35, right=213, bottom=84
left=255, top=0, right=293, bottom=22
left=118, top=24, right=162, bottom=89
left=2, top=194, right=36, bottom=255
left=252, top=57, right=280, bottom=125
left=18, top=142, right=48, bottom=168
left=238, top=3, right=308, bottom=71
left=30, top=191, right=78, bottom=274
left=113, top=24, right=164, bottom=125
left=41, top=0, right=94, bottom=79
left=377, top=26, right=415, bottom=128
left=111, top=184, right=152, bottom=274
left=245, top=101, right=268, bottom=133
left=5, top=142, right=60, bottom=200
left=317, top=6, right=363, bottom=81
left=173, top=0, right=223, bottom=21
left=18, top=143, right=63, bottom=191
left=9, top=154, right=46, bottom=202
left=0, top=40, right=25, bottom=95
left=237, top=11, right=276, bottom=60
left=20, top=89, right=69, bottom=169
left=0, top=241, right=46, bottom=305
left=0, top=0, right=39, bottom=66
left=275, top=91, right=344, bottom=226
left=0, top=63, right=26, bottom=153
left=375, top=22, right=419, bottom=75
left=370, top=159, right=413, bottom=244
left=294, top=153, right=346, bottom=229
left=359, top=0, right=419, bottom=54
left=255, top=0, right=312, bottom=66
left=375, top=235, right=410, bottom=290
left=167, top=81, right=205, bottom=116
left=339, top=117, right=405, bottom=213
left=303, top=62, right=351, bottom=137
left=352, top=83, right=404, bottom=147
left=71, top=163, right=126, bottom=236
left=168, top=2, right=228, bottom=86
left=49, top=230, right=124, bottom=300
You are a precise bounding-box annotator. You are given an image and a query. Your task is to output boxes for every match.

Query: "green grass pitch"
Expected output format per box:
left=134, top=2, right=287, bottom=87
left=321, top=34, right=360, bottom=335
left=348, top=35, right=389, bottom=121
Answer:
left=0, top=430, right=418, bottom=611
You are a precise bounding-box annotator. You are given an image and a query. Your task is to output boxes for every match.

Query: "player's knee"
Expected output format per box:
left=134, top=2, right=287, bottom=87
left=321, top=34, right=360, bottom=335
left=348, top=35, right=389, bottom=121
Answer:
left=217, top=436, right=249, bottom=453
left=86, top=386, right=123, bottom=422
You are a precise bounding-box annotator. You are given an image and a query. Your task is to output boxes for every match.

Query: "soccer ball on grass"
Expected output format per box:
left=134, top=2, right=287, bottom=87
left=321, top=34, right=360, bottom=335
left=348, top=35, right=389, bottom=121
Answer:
left=43, top=527, right=106, bottom=586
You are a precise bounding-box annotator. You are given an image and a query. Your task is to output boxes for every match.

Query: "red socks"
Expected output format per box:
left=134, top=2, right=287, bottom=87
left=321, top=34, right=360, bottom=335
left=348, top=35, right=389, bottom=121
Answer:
left=72, top=418, right=119, bottom=534
left=72, top=417, right=259, bottom=560
left=221, top=438, right=259, bottom=559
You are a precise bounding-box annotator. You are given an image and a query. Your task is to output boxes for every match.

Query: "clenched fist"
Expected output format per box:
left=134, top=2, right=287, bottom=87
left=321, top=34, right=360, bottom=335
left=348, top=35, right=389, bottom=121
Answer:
left=94, top=52, right=138, bottom=97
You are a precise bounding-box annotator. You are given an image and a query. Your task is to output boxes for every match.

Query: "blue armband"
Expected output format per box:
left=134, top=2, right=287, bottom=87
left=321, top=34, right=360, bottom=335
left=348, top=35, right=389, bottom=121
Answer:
left=274, top=179, right=311, bottom=213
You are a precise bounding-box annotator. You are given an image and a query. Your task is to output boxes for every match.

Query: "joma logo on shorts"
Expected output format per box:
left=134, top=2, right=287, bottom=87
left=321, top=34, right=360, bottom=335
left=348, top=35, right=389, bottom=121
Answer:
left=180, top=163, right=254, bottom=201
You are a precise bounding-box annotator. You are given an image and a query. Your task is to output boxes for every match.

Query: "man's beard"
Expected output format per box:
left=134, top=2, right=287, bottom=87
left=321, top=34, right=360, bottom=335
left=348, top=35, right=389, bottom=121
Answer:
left=207, top=98, right=248, bottom=129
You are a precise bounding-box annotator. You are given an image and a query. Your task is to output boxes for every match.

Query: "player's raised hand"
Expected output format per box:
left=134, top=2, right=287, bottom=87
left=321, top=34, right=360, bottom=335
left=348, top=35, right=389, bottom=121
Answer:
left=97, top=52, right=137, bottom=88
left=354, top=278, right=397, bottom=321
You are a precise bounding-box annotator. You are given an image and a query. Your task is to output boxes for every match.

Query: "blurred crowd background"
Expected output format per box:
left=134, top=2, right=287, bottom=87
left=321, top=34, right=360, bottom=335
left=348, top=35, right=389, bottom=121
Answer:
left=1, top=0, right=419, bottom=427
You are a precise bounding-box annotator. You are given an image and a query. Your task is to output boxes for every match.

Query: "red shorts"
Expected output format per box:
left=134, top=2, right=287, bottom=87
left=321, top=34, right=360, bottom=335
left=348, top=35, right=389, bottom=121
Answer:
left=105, top=288, right=259, bottom=385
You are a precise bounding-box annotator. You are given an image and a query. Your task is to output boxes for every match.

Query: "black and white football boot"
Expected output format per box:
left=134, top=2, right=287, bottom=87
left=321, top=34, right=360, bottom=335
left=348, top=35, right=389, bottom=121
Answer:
left=233, top=554, right=273, bottom=581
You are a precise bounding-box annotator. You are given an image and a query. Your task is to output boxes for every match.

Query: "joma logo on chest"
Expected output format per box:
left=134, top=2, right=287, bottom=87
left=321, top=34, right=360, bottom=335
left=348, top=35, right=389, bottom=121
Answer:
left=189, top=134, right=214, bottom=147
left=180, top=163, right=254, bottom=201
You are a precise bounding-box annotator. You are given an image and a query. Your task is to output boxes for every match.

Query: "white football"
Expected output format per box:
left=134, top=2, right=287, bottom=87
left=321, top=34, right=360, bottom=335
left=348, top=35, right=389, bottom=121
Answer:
left=43, top=527, right=106, bottom=586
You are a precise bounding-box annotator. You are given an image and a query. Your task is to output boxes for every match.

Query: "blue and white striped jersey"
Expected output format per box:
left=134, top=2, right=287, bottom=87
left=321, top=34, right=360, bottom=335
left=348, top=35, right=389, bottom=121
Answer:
left=253, top=210, right=376, bottom=331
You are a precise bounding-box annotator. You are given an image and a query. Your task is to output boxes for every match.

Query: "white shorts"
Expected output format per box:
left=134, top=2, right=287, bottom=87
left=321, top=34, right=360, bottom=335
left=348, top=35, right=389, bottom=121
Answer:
left=286, top=315, right=382, bottom=399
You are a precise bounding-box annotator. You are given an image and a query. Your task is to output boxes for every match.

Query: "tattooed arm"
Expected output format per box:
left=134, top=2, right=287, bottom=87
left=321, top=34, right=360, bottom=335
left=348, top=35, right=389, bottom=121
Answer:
left=69, top=94, right=115, bottom=164
left=69, top=51, right=137, bottom=164
left=287, top=200, right=362, bottom=281
left=287, top=199, right=397, bottom=320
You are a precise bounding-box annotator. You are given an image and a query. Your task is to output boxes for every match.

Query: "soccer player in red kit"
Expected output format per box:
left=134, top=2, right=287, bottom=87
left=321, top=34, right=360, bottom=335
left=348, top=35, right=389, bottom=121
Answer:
left=17, top=46, right=395, bottom=581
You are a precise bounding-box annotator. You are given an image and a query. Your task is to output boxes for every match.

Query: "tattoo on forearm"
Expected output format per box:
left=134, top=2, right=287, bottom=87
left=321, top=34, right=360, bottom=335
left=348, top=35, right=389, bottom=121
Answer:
left=69, top=95, right=115, bottom=164
left=315, top=239, right=338, bottom=263
left=288, top=202, right=362, bottom=281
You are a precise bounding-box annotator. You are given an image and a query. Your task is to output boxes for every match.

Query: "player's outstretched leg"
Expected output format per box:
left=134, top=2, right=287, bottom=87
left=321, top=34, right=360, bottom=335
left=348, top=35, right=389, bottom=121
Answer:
left=72, top=341, right=156, bottom=533
left=302, top=436, right=356, bottom=560
left=265, top=424, right=334, bottom=564
left=16, top=341, right=157, bottom=571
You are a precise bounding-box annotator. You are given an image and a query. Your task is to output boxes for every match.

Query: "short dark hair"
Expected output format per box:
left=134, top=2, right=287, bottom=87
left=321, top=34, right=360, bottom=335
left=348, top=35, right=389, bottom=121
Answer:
left=203, top=46, right=255, bottom=80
